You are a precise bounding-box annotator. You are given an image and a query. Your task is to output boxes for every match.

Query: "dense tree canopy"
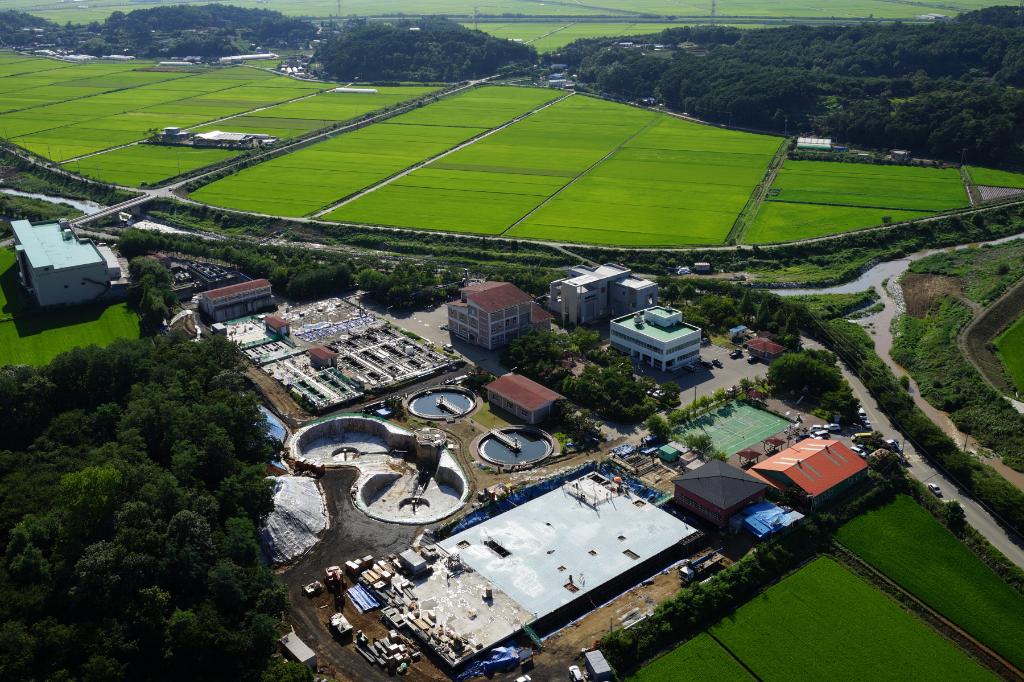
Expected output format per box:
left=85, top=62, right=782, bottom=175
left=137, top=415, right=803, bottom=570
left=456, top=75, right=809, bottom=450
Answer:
left=561, top=12, right=1024, bottom=165
left=0, top=336, right=300, bottom=681
left=317, top=18, right=535, bottom=81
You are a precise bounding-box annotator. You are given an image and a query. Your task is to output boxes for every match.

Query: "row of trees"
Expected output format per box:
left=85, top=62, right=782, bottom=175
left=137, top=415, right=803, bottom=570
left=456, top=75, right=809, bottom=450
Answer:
left=561, top=11, right=1024, bottom=165
left=316, top=18, right=535, bottom=81
left=0, top=336, right=310, bottom=681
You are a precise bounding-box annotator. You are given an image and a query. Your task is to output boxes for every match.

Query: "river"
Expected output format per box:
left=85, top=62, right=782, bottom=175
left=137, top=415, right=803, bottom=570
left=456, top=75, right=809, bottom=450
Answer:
left=0, top=187, right=106, bottom=215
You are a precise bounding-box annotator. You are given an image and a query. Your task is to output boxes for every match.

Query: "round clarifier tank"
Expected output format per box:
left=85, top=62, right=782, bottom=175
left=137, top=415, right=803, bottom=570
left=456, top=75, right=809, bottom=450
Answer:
left=477, top=427, right=553, bottom=466
left=407, top=387, right=475, bottom=419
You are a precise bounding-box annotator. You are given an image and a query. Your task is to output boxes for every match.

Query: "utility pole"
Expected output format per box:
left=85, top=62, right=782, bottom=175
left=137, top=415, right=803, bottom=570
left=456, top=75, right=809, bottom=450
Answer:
left=711, top=0, right=717, bottom=25
left=474, top=6, right=479, bottom=31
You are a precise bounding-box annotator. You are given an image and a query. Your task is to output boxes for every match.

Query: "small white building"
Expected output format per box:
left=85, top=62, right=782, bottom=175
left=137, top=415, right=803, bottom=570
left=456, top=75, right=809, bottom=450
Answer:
left=796, top=136, right=832, bottom=151
left=610, top=306, right=702, bottom=371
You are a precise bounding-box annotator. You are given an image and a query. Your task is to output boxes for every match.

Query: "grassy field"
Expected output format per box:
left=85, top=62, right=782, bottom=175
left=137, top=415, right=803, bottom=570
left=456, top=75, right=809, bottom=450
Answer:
left=71, top=86, right=438, bottom=186
left=12, top=0, right=1007, bottom=23
left=967, top=166, right=1024, bottom=189
left=192, top=86, right=561, bottom=216
left=710, top=556, right=994, bottom=680
left=328, top=95, right=780, bottom=245
left=996, top=314, right=1024, bottom=395
left=628, top=633, right=751, bottom=682
left=466, top=22, right=693, bottom=51
left=0, top=58, right=328, bottom=164
left=745, top=160, right=968, bottom=242
left=836, top=495, right=1024, bottom=669
left=0, top=249, right=140, bottom=367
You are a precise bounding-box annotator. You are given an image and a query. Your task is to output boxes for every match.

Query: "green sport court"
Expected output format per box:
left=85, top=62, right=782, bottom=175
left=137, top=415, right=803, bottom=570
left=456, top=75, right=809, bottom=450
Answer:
left=676, top=402, right=790, bottom=455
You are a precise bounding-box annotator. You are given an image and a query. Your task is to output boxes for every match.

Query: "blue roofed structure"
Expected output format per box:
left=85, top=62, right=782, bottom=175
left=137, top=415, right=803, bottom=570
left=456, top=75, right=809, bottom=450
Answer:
left=730, top=501, right=804, bottom=539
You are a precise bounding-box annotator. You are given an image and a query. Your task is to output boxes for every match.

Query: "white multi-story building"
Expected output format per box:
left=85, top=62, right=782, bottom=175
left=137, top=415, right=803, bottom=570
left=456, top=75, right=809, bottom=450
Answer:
left=548, top=263, right=658, bottom=325
left=610, top=307, right=702, bottom=371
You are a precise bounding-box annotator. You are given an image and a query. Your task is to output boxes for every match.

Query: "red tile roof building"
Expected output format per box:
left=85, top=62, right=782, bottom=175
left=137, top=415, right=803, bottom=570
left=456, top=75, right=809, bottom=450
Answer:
left=486, top=373, right=563, bottom=424
left=265, top=314, right=290, bottom=336
left=197, top=278, right=273, bottom=322
left=447, top=281, right=549, bottom=350
left=749, top=439, right=868, bottom=508
left=747, top=337, right=786, bottom=361
left=308, top=345, right=338, bottom=370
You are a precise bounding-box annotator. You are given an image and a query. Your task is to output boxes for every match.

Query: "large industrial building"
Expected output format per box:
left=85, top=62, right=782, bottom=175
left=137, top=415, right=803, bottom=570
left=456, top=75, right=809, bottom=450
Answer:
left=447, top=281, right=551, bottom=350
left=405, top=472, right=699, bottom=667
left=11, top=219, right=124, bottom=307
left=197, top=278, right=273, bottom=322
left=610, top=306, right=702, bottom=371
left=548, top=263, right=658, bottom=325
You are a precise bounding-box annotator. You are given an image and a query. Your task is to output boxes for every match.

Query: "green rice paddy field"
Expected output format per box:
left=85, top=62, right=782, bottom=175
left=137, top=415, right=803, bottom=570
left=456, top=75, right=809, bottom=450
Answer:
left=967, top=165, right=1024, bottom=189
left=0, top=249, right=140, bottom=367
left=836, top=495, right=1024, bottom=669
left=327, top=94, right=781, bottom=245
left=74, top=86, right=439, bottom=185
left=191, top=86, right=562, bottom=216
left=995, top=314, right=1024, bottom=394
left=745, top=160, right=969, bottom=242
left=633, top=557, right=993, bottom=681
left=464, top=22, right=692, bottom=51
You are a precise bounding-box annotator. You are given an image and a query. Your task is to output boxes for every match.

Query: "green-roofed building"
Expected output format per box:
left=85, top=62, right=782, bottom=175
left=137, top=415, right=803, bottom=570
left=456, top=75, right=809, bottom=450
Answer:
left=12, top=219, right=122, bottom=307
left=610, top=306, right=702, bottom=371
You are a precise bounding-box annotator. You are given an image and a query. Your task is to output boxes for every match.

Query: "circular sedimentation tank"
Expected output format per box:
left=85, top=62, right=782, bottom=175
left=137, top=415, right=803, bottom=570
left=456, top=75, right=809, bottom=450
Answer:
left=407, top=386, right=475, bottom=419
left=476, top=427, right=553, bottom=467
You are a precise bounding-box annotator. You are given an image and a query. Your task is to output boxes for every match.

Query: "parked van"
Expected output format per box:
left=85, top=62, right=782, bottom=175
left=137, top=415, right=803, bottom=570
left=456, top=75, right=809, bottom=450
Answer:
left=853, top=432, right=874, bottom=444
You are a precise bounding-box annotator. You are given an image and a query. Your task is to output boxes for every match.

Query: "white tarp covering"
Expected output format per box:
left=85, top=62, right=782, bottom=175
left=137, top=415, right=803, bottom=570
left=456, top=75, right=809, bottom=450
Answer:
left=260, top=476, right=327, bottom=565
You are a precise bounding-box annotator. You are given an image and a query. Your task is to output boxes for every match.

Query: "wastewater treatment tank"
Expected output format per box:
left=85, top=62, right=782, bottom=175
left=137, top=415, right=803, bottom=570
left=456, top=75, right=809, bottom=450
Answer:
left=476, top=427, right=553, bottom=466
left=407, top=387, right=475, bottom=419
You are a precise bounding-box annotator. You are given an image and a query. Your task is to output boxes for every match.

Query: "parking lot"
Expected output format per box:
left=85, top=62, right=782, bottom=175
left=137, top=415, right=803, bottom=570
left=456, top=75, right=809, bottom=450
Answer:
left=635, top=342, right=771, bottom=403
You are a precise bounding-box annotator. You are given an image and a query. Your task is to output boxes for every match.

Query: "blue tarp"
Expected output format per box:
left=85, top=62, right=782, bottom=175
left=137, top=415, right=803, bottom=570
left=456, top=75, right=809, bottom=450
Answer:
left=455, top=646, right=521, bottom=681
left=347, top=583, right=382, bottom=613
left=733, top=501, right=804, bottom=539
left=610, top=444, right=637, bottom=457
left=259, top=406, right=287, bottom=443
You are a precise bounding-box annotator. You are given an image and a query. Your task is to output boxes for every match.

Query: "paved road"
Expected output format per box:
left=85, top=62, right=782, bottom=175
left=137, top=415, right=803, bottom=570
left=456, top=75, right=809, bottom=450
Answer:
left=805, top=339, right=1024, bottom=569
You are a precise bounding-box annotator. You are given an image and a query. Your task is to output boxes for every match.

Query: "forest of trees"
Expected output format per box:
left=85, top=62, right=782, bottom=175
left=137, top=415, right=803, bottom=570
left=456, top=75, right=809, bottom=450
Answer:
left=2, top=5, right=315, bottom=58
left=561, top=8, right=1024, bottom=165
left=317, top=18, right=535, bottom=81
left=0, top=336, right=311, bottom=681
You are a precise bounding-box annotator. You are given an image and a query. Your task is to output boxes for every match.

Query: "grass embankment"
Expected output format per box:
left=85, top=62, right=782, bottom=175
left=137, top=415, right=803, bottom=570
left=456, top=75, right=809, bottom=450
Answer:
left=837, top=495, right=1024, bottom=669
left=995, top=314, right=1024, bottom=394
left=0, top=249, right=140, bottom=367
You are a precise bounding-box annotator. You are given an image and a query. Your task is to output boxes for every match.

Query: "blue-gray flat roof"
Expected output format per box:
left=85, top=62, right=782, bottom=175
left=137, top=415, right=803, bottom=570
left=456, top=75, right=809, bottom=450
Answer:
left=12, top=219, right=102, bottom=271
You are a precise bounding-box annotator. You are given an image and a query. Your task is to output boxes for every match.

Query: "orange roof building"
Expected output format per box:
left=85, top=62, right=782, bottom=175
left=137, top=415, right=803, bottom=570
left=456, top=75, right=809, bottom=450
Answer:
left=749, top=439, right=868, bottom=508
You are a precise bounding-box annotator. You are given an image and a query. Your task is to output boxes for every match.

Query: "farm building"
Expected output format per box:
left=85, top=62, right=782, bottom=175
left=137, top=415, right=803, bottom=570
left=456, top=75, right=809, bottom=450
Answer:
left=11, top=219, right=125, bottom=307
left=408, top=471, right=699, bottom=667
left=747, top=337, right=786, bottom=361
left=672, top=459, right=768, bottom=528
left=548, top=263, right=658, bottom=325
left=486, top=373, right=562, bottom=424
left=193, top=130, right=277, bottom=149
left=797, top=137, right=832, bottom=151
left=447, top=281, right=551, bottom=350
left=749, top=439, right=868, bottom=508
left=197, top=278, right=273, bottom=322
left=610, top=306, right=702, bottom=371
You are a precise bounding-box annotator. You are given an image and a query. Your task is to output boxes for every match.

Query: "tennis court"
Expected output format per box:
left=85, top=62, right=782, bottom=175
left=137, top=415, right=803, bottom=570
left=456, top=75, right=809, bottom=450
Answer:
left=676, top=402, right=790, bottom=455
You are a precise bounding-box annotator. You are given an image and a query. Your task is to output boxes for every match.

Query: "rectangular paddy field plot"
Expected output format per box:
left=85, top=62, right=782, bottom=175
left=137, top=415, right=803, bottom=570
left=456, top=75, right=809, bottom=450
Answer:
left=996, top=314, right=1024, bottom=394
left=329, top=95, right=781, bottom=245
left=745, top=160, right=968, bottom=243
left=191, top=86, right=561, bottom=216
left=836, top=495, right=1024, bottom=669
left=74, top=86, right=439, bottom=186
left=628, top=633, right=751, bottom=682
left=708, top=557, right=994, bottom=681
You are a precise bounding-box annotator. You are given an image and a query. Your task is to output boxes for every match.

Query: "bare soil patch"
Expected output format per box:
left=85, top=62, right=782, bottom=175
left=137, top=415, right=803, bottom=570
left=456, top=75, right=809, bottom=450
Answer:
left=902, top=273, right=966, bottom=317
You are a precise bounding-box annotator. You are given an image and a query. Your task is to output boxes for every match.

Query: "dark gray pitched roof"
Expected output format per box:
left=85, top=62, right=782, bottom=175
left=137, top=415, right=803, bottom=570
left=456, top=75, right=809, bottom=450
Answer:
left=672, top=459, right=767, bottom=509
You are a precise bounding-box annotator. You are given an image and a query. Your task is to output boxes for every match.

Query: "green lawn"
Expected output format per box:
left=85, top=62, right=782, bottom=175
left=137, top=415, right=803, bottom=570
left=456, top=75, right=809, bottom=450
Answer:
left=710, top=556, right=994, bottom=681
left=0, top=249, right=141, bottom=367
left=628, top=633, right=751, bottom=682
left=745, top=160, right=968, bottom=242
left=995, top=314, right=1024, bottom=394
left=836, top=495, right=1024, bottom=669
left=967, top=166, right=1024, bottom=189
